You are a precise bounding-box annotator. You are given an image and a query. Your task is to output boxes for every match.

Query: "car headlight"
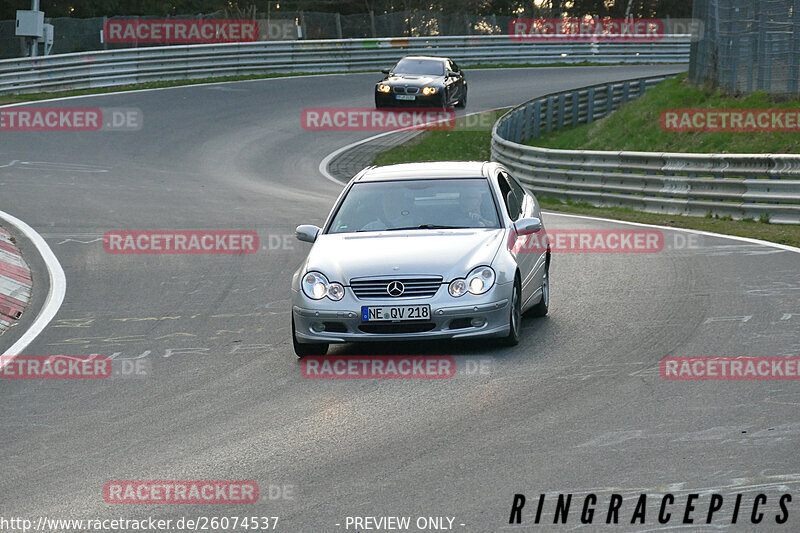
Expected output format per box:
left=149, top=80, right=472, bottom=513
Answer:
left=449, top=266, right=496, bottom=297
left=301, top=272, right=345, bottom=301
left=378, top=84, right=391, bottom=93
left=422, top=87, right=437, bottom=95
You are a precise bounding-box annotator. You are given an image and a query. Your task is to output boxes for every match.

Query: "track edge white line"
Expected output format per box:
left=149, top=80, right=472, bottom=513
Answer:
left=0, top=210, right=67, bottom=362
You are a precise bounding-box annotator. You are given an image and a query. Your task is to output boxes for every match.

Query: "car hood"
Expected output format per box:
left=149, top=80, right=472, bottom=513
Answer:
left=383, top=74, right=444, bottom=86
left=304, top=229, right=505, bottom=283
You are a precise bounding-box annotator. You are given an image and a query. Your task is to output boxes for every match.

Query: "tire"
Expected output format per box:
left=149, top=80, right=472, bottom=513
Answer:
left=502, top=278, right=522, bottom=346
left=455, top=89, right=467, bottom=108
left=528, top=266, right=549, bottom=318
left=292, top=316, right=328, bottom=358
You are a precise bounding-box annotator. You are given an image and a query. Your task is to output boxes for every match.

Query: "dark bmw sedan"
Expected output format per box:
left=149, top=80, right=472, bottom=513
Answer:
left=375, top=56, right=467, bottom=109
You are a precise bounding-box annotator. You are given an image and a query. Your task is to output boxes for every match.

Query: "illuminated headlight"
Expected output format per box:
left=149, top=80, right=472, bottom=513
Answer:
left=378, top=84, right=391, bottom=93
left=449, top=266, right=496, bottom=297
left=422, top=87, right=437, bottom=95
left=301, top=272, right=345, bottom=301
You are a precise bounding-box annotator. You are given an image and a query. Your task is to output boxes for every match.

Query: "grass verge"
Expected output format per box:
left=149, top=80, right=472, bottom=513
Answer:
left=531, top=73, right=800, bottom=153
left=371, top=109, right=800, bottom=248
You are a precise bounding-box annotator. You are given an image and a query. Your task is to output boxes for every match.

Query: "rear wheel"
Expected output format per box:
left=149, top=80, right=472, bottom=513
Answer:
left=292, top=316, right=328, bottom=358
left=528, top=266, right=549, bottom=317
left=502, top=278, right=522, bottom=346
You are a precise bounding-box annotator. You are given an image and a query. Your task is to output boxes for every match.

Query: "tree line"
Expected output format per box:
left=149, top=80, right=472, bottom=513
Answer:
left=3, top=0, right=691, bottom=20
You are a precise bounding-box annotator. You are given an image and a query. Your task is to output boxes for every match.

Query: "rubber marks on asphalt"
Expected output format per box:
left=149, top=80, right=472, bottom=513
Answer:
left=0, top=227, right=32, bottom=335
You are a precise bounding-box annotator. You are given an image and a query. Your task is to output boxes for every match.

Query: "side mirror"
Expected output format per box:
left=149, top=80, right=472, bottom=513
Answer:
left=381, top=68, right=391, bottom=74
left=514, top=217, right=542, bottom=235
left=295, top=224, right=320, bottom=243
left=447, top=71, right=459, bottom=78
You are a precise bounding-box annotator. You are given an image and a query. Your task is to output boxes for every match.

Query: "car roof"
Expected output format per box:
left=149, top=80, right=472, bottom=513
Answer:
left=398, top=56, right=450, bottom=63
left=354, top=162, right=489, bottom=182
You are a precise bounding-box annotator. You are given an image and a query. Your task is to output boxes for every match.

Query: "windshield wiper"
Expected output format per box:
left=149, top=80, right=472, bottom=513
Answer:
left=382, top=224, right=470, bottom=231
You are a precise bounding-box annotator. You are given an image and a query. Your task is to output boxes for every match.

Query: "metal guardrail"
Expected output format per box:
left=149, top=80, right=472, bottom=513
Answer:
left=0, top=35, right=690, bottom=95
left=491, top=75, right=800, bottom=224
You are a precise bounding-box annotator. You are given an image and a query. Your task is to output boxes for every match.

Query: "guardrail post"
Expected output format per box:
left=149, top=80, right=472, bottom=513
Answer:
left=523, top=103, right=534, bottom=141
left=532, top=101, right=541, bottom=139
left=545, top=97, right=554, bottom=133
left=638, top=79, right=646, bottom=98
left=621, top=81, right=630, bottom=105
left=587, top=88, right=595, bottom=124
left=514, top=110, right=524, bottom=143
left=571, top=91, right=579, bottom=127
left=606, top=84, right=614, bottom=114
left=557, top=93, right=566, bottom=130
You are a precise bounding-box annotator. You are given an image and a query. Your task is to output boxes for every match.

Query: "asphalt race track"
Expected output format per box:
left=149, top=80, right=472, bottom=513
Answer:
left=2, top=64, right=800, bottom=532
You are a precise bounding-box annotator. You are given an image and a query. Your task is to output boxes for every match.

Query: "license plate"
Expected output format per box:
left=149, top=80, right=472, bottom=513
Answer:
left=395, top=95, right=415, bottom=101
left=362, top=304, right=430, bottom=321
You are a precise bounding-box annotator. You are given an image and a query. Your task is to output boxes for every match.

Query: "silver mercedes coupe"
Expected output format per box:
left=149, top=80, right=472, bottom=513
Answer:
left=291, top=161, right=550, bottom=357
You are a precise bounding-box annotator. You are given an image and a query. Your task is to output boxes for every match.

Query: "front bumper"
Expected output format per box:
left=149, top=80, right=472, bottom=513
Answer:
left=375, top=90, right=443, bottom=107
left=292, top=283, right=512, bottom=344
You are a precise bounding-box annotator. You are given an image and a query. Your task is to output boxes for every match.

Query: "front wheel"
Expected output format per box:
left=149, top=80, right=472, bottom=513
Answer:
left=502, top=279, right=522, bottom=346
left=455, top=89, right=467, bottom=108
left=528, top=267, right=549, bottom=317
left=292, top=316, right=328, bottom=358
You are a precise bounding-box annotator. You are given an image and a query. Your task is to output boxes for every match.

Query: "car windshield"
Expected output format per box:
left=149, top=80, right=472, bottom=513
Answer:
left=328, top=178, right=501, bottom=234
left=392, top=58, right=445, bottom=76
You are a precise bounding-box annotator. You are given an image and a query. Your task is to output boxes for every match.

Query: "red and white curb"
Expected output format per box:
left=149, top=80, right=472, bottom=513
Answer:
left=0, top=227, right=32, bottom=335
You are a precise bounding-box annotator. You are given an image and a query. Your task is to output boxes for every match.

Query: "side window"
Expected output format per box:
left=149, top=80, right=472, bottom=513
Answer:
left=498, top=172, right=522, bottom=220
left=507, top=174, right=528, bottom=215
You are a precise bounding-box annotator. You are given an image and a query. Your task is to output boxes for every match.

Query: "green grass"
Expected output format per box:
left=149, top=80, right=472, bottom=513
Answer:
left=531, top=73, right=800, bottom=154
left=370, top=107, right=800, bottom=248
left=374, top=109, right=508, bottom=166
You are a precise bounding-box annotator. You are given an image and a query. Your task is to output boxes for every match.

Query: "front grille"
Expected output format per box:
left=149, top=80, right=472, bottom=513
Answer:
left=393, top=86, right=419, bottom=95
left=350, top=277, right=443, bottom=299
left=359, top=323, right=436, bottom=334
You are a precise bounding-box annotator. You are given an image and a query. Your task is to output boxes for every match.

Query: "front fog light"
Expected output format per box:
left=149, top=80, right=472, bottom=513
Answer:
left=449, top=279, right=467, bottom=297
